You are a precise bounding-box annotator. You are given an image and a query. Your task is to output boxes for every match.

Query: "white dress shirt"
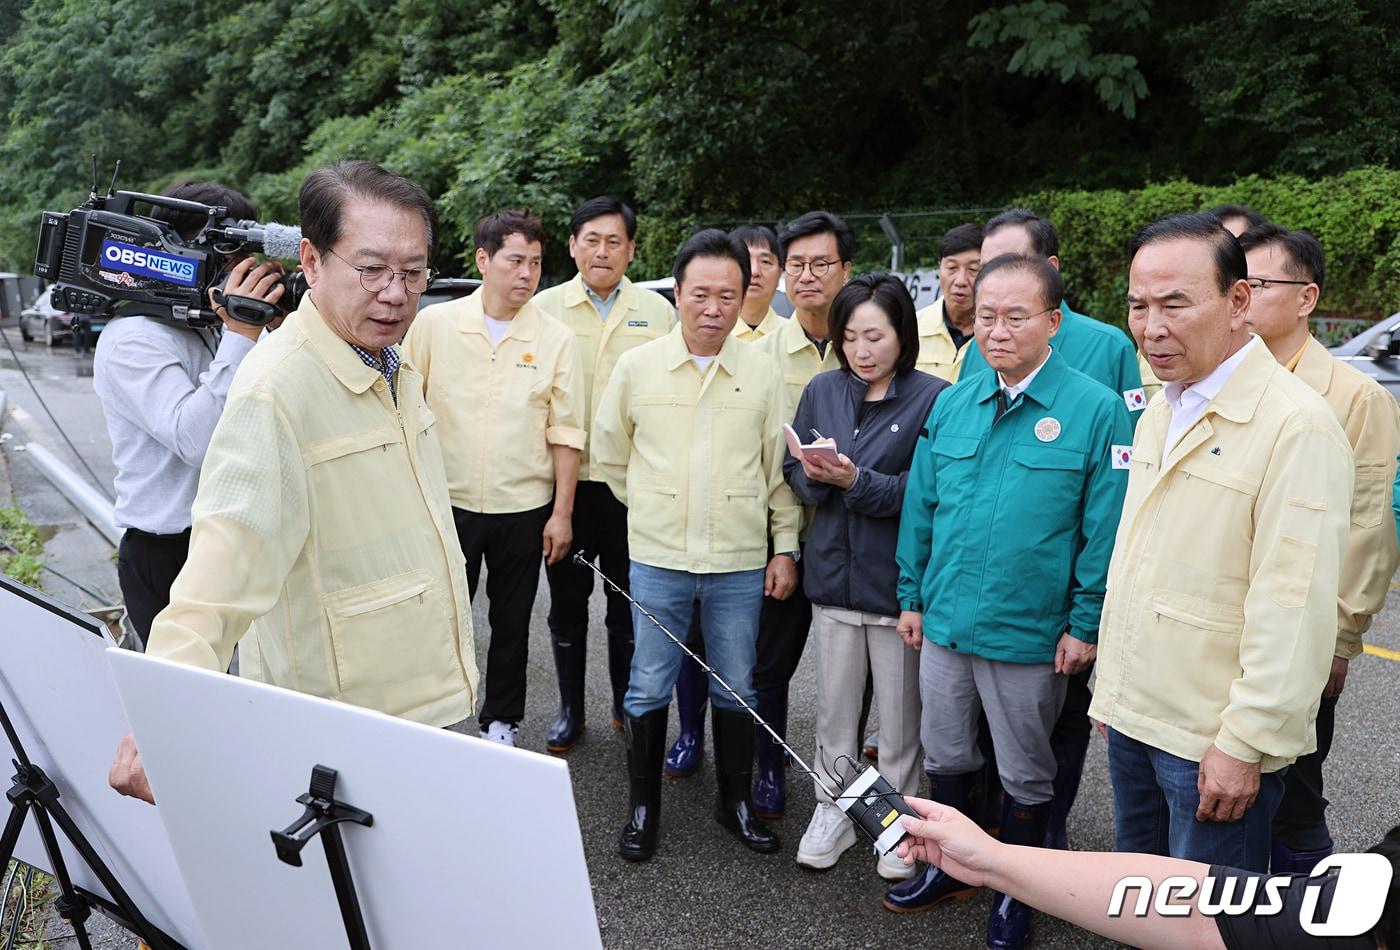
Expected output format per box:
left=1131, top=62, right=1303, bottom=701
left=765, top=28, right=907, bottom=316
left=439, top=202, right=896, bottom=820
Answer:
left=997, top=346, right=1054, bottom=401
left=1162, top=335, right=1259, bottom=457
left=94, top=315, right=256, bottom=534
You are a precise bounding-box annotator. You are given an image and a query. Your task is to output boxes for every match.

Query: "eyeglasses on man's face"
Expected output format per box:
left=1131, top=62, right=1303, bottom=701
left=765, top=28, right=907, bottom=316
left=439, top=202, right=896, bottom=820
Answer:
left=328, top=247, right=435, bottom=295
left=783, top=258, right=843, bottom=279
left=973, top=306, right=1053, bottom=331
left=1246, top=276, right=1311, bottom=292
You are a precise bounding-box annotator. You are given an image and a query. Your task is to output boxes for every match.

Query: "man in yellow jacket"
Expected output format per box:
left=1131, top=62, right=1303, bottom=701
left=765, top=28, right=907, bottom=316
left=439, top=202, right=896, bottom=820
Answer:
left=532, top=197, right=676, bottom=753
left=731, top=224, right=785, bottom=342
left=913, top=222, right=981, bottom=381
left=1238, top=223, right=1400, bottom=872
left=110, top=161, right=480, bottom=803
left=1091, top=213, right=1352, bottom=872
left=592, top=229, right=800, bottom=863
left=404, top=209, right=585, bottom=749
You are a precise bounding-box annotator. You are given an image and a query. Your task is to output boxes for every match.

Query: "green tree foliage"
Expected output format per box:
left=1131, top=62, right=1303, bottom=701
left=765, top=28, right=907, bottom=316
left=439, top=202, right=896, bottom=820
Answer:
left=0, top=0, right=1396, bottom=307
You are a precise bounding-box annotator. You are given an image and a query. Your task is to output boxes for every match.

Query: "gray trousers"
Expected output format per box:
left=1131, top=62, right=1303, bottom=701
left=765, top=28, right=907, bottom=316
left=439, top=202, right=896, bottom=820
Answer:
left=919, top=643, right=1067, bottom=805
left=811, top=605, right=922, bottom=802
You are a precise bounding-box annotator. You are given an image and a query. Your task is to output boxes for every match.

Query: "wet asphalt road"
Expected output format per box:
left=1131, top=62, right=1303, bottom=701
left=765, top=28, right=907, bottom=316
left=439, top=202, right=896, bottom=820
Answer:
left=0, top=333, right=1394, bottom=949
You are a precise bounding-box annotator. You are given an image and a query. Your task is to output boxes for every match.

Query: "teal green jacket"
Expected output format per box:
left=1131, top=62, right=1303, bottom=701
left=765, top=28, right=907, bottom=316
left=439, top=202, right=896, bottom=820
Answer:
left=1393, top=456, right=1400, bottom=548
left=961, top=301, right=1146, bottom=418
left=896, top=349, right=1133, bottom=663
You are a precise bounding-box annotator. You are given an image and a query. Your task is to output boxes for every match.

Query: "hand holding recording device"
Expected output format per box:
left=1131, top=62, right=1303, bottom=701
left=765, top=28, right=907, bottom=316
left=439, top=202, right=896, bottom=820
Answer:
left=33, top=158, right=307, bottom=328
left=572, top=553, right=918, bottom=856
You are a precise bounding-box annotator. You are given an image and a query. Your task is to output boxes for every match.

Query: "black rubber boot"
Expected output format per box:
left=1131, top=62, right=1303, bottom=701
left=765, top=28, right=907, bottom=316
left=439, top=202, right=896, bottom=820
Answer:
left=618, top=708, right=668, bottom=861
left=711, top=707, right=780, bottom=853
left=545, top=637, right=587, bottom=754
left=1044, top=724, right=1090, bottom=848
left=881, top=772, right=981, bottom=912
left=606, top=626, right=634, bottom=733
left=985, top=799, right=1052, bottom=949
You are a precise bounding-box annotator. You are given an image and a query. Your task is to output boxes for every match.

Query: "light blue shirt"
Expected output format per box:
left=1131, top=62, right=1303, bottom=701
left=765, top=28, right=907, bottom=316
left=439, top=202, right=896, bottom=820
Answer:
left=584, top=284, right=621, bottom=322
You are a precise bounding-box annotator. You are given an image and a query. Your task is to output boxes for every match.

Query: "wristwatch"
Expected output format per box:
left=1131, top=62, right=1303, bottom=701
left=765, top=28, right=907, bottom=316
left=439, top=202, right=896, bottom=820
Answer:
left=778, top=550, right=801, bottom=563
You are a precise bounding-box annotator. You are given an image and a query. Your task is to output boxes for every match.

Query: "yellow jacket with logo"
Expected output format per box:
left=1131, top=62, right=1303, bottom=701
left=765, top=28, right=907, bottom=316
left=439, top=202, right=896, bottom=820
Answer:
left=592, top=326, right=800, bottom=572
left=531, top=274, right=675, bottom=480
left=1291, top=336, right=1400, bottom=658
left=1089, top=341, right=1352, bottom=770
left=914, top=298, right=970, bottom=382
left=731, top=306, right=784, bottom=342
left=402, top=290, right=585, bottom=514
left=147, top=298, right=479, bottom=728
left=754, top=310, right=841, bottom=419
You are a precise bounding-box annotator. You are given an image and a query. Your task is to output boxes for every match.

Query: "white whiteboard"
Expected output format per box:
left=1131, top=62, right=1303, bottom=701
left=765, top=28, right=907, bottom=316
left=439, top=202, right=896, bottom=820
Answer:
left=108, top=648, right=603, bottom=950
left=0, top=578, right=203, bottom=947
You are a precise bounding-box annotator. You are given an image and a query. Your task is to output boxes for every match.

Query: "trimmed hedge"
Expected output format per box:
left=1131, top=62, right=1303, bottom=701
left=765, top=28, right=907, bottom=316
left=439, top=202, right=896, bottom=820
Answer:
left=1016, top=165, right=1400, bottom=327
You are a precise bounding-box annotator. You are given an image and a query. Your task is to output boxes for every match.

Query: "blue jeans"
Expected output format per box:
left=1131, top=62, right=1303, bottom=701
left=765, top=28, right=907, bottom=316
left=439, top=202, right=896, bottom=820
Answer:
left=622, top=562, right=765, bottom=717
left=1107, top=728, right=1285, bottom=872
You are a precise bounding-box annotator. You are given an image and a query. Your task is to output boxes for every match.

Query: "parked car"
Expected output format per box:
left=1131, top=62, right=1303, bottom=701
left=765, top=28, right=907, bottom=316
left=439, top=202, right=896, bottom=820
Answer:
left=20, top=292, right=73, bottom=345
left=416, top=277, right=481, bottom=311
left=1328, top=312, right=1400, bottom=401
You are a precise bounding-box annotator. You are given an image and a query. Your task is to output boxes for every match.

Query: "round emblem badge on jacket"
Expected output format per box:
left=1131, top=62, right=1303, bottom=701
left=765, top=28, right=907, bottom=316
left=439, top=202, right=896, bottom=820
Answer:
left=1034, top=417, right=1062, bottom=442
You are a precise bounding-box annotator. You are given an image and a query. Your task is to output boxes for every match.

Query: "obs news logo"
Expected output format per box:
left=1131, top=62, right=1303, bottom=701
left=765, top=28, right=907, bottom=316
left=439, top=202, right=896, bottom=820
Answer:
left=100, top=240, right=197, bottom=287
left=1108, top=853, right=1392, bottom=936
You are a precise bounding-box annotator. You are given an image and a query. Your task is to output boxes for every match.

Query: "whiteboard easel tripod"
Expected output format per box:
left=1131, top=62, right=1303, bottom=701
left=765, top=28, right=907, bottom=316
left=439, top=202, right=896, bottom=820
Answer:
left=0, top=691, right=186, bottom=950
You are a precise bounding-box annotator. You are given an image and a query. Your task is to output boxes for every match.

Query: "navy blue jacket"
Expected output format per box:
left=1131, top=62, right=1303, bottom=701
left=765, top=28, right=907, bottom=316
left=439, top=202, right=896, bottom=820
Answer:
left=785, top=368, right=947, bottom=616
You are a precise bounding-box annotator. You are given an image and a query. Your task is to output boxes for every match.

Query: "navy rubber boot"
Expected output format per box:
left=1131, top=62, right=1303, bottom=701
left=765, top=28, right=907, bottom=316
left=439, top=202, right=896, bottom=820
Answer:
left=881, top=772, right=980, bottom=913
left=1271, top=838, right=1334, bottom=875
left=750, top=687, right=788, bottom=819
left=663, top=657, right=708, bottom=778
left=985, top=799, right=1052, bottom=949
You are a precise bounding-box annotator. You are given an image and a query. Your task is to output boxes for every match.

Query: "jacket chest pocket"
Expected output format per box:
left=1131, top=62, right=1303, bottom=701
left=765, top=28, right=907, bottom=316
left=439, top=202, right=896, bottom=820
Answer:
left=930, top=434, right=981, bottom=493
left=1171, top=460, right=1258, bottom=528
left=321, top=569, right=456, bottom=716
left=306, top=428, right=405, bottom=548
left=631, top=394, right=687, bottom=475
left=713, top=397, right=767, bottom=471
left=1010, top=443, right=1086, bottom=491
left=783, top=374, right=810, bottom=413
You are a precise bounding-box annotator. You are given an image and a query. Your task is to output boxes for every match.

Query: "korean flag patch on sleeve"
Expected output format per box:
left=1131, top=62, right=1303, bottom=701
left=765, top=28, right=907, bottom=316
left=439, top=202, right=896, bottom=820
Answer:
left=1123, top=387, right=1147, bottom=411
left=1111, top=445, right=1133, bottom=469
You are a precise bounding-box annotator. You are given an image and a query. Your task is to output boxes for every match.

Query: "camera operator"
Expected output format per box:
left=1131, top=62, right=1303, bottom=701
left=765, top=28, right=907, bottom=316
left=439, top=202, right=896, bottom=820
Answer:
left=93, top=179, right=285, bottom=648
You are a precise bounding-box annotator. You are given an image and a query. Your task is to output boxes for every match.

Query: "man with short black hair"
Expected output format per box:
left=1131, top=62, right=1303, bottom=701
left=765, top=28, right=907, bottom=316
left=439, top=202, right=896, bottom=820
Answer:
left=883, top=254, right=1131, bottom=950
left=1093, top=212, right=1352, bottom=872
left=111, top=160, right=481, bottom=803
left=1237, top=222, right=1400, bottom=872
left=593, top=228, right=799, bottom=861
left=404, top=209, right=585, bottom=748
left=914, top=222, right=982, bottom=381
left=533, top=196, right=676, bottom=753
left=731, top=224, right=785, bottom=341
left=95, top=180, right=286, bottom=648
left=741, top=210, right=853, bottom=819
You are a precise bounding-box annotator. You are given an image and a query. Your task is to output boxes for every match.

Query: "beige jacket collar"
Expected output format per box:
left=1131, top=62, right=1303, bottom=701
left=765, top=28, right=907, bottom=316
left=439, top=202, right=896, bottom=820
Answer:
left=454, top=288, right=541, bottom=342
left=297, top=294, right=392, bottom=396
left=1292, top=335, right=1336, bottom=396
left=662, top=323, right=741, bottom=376
left=563, top=272, right=638, bottom=316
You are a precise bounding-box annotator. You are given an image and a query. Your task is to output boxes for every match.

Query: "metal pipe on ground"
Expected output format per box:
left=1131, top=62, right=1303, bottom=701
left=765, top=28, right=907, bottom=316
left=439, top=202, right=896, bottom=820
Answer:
left=22, top=442, right=120, bottom=546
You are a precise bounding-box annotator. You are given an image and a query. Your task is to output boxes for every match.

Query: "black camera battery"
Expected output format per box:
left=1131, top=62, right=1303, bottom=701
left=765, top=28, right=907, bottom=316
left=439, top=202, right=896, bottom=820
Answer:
left=835, top=766, right=919, bottom=856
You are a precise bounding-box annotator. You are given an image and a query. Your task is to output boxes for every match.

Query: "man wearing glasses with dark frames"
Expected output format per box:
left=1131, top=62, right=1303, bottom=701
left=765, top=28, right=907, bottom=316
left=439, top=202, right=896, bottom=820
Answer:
left=746, top=210, right=853, bottom=821
left=1238, top=223, right=1400, bottom=874
left=110, top=160, right=480, bottom=804
left=885, top=254, right=1131, bottom=950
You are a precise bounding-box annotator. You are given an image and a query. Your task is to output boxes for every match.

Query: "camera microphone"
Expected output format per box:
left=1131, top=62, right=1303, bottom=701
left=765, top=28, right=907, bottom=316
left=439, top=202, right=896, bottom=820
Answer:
left=220, top=222, right=303, bottom=260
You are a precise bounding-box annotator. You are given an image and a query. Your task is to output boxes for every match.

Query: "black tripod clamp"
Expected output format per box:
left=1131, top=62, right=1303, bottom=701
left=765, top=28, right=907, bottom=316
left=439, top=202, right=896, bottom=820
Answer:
left=270, top=765, right=375, bottom=950
left=271, top=765, right=373, bottom=867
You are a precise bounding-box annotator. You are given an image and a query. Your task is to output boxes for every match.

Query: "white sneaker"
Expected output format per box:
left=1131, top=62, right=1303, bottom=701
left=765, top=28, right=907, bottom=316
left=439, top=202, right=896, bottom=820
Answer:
left=480, top=721, right=518, bottom=747
left=795, top=802, right=857, bottom=869
left=877, top=847, right=917, bottom=881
